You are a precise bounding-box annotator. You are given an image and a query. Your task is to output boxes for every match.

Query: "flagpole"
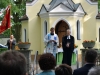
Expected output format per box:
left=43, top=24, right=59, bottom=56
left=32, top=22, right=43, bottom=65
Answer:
left=9, top=5, right=12, bottom=35
left=9, top=4, right=12, bottom=50
left=9, top=0, right=12, bottom=35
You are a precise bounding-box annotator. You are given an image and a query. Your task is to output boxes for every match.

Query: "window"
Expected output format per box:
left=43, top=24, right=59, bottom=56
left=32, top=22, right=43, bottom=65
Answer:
left=44, top=21, right=47, bottom=37
left=99, top=28, right=100, bottom=42
left=77, top=20, right=81, bottom=40
left=24, top=29, right=26, bottom=42
left=90, top=0, right=97, bottom=2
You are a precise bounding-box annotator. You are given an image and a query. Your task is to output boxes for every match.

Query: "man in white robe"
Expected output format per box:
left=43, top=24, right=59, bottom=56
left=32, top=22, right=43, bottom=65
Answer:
left=44, top=27, right=59, bottom=58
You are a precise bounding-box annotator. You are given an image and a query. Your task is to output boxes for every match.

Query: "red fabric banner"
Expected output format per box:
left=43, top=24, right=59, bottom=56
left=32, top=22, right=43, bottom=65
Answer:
left=0, top=6, right=10, bottom=34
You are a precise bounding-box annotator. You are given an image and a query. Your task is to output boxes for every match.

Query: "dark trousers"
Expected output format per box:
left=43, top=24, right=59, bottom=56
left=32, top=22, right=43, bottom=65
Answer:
left=62, top=49, right=73, bottom=66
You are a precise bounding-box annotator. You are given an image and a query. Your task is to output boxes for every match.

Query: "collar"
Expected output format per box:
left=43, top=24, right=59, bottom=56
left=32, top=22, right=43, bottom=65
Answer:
left=67, top=35, right=70, bottom=39
left=84, top=63, right=95, bottom=66
left=50, top=33, right=54, bottom=35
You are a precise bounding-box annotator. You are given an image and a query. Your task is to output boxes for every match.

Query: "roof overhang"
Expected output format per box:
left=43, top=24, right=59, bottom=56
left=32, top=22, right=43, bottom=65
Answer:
left=20, top=15, right=29, bottom=21
left=38, top=3, right=86, bottom=18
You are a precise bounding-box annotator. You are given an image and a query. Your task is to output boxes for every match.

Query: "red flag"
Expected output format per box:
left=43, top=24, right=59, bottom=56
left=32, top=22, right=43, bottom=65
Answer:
left=0, top=5, right=10, bottom=34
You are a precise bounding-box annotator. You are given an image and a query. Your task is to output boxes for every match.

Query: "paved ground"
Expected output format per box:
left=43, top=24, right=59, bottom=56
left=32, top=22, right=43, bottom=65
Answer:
left=30, top=62, right=82, bottom=75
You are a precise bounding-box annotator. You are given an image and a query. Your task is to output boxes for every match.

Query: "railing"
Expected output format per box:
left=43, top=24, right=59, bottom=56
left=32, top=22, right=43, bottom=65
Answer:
left=29, top=51, right=38, bottom=75
left=96, top=51, right=100, bottom=66
left=76, top=50, right=79, bottom=69
left=73, top=48, right=79, bottom=69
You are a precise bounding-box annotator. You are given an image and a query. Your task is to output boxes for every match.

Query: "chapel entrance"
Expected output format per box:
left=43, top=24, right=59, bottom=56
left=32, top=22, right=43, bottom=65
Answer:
left=55, top=20, right=69, bottom=48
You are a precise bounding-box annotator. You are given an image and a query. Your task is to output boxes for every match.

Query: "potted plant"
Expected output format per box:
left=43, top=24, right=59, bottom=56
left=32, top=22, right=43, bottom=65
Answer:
left=74, top=44, right=78, bottom=49
left=82, top=40, right=95, bottom=49
left=18, top=42, right=31, bottom=50
left=73, top=44, right=78, bottom=53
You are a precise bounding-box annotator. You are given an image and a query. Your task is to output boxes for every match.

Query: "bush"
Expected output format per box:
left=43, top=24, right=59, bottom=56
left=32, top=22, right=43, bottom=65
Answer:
left=0, top=48, right=7, bottom=53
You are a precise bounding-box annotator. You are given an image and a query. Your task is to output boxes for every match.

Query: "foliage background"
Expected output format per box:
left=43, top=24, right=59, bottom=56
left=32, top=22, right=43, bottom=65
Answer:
left=0, top=0, right=26, bottom=42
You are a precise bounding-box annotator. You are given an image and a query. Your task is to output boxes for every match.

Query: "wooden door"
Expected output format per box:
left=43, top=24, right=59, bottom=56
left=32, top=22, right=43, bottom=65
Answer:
left=55, top=20, right=69, bottom=48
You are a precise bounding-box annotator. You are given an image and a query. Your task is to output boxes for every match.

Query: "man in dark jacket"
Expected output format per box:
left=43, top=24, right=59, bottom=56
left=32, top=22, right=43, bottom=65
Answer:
left=73, top=50, right=97, bottom=75
left=7, top=35, right=16, bottom=50
left=62, top=29, right=74, bottom=66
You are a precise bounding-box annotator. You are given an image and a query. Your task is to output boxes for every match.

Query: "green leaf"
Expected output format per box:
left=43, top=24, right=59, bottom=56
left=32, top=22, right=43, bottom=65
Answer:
left=0, top=0, right=26, bottom=42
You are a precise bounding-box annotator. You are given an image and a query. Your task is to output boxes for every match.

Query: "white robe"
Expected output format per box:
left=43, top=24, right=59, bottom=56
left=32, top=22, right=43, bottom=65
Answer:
left=44, top=33, right=59, bottom=53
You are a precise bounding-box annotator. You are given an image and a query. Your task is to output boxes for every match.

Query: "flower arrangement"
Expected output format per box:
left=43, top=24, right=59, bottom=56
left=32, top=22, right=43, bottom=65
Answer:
left=74, top=44, right=78, bottom=48
left=83, top=40, right=95, bottom=43
left=82, top=40, right=95, bottom=49
left=18, top=42, right=31, bottom=50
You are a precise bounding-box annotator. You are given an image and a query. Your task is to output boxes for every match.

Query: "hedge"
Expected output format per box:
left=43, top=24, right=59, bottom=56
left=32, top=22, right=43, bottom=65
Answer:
left=0, top=48, right=8, bottom=53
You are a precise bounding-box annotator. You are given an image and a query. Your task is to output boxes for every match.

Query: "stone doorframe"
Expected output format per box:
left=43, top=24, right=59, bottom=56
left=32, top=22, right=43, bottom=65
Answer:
left=52, top=18, right=72, bottom=34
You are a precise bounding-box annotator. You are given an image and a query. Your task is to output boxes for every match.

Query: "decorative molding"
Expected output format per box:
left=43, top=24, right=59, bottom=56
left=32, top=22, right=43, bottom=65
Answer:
left=39, top=12, right=85, bottom=18
left=86, top=0, right=97, bottom=5
left=76, top=5, right=84, bottom=13
left=50, top=4, right=73, bottom=12
left=26, top=0, right=38, bottom=6
left=39, top=3, right=85, bottom=18
left=49, top=12, right=85, bottom=17
left=38, top=5, right=47, bottom=15
left=39, top=13, right=49, bottom=18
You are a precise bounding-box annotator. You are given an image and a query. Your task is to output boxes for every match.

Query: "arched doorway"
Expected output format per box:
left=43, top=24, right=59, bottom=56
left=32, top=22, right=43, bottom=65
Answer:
left=55, top=20, right=69, bottom=48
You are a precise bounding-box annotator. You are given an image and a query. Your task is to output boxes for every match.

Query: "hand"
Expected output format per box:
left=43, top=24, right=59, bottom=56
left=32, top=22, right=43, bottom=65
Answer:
left=52, top=40, right=56, bottom=42
left=66, top=43, right=69, bottom=47
left=49, top=40, right=53, bottom=42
